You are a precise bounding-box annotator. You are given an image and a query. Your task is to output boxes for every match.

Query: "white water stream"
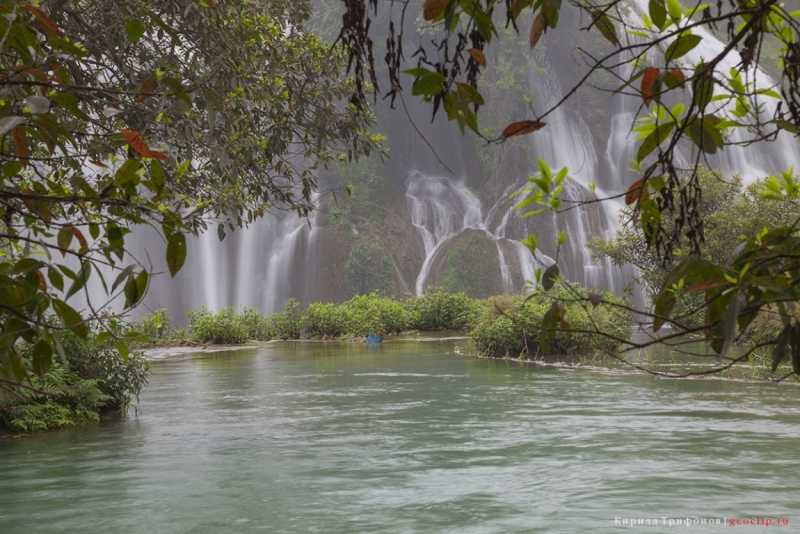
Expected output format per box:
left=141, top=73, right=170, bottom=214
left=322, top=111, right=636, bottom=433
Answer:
left=405, top=173, right=554, bottom=294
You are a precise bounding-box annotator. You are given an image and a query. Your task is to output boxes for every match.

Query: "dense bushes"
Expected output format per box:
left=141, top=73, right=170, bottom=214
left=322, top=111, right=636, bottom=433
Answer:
left=187, top=307, right=250, bottom=344
left=60, top=330, right=150, bottom=413
left=470, top=287, right=633, bottom=357
left=0, top=328, right=150, bottom=434
left=0, top=363, right=110, bottom=434
left=144, top=286, right=631, bottom=357
left=408, top=288, right=483, bottom=331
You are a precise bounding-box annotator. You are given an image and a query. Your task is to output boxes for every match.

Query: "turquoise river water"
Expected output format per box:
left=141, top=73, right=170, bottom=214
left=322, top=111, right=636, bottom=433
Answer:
left=2, top=338, right=800, bottom=533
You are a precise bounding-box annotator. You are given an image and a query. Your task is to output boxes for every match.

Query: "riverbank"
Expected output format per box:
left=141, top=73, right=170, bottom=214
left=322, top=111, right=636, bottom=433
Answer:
left=136, top=287, right=633, bottom=358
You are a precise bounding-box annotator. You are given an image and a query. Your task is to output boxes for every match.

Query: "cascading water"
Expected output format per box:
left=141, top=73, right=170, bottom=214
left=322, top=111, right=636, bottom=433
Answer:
left=123, top=2, right=800, bottom=318
left=615, top=0, right=800, bottom=184
left=135, top=207, right=318, bottom=316
left=473, top=47, right=644, bottom=302
left=405, top=172, right=554, bottom=294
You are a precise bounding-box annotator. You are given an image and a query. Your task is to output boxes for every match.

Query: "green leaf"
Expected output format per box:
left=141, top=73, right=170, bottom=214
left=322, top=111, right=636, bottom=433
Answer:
left=522, top=234, right=537, bottom=253
left=149, top=160, right=164, bottom=190
left=693, top=63, right=714, bottom=110
left=719, top=292, right=743, bottom=357
left=115, top=339, right=130, bottom=361
left=112, top=264, right=136, bottom=293
left=456, top=83, right=484, bottom=105
left=510, top=0, right=533, bottom=19
left=57, top=227, right=73, bottom=254
left=11, top=258, right=45, bottom=274
left=124, top=273, right=140, bottom=308
left=53, top=299, right=88, bottom=338
left=403, top=68, right=436, bottom=77
left=47, top=267, right=64, bottom=291
left=65, top=260, right=92, bottom=300
left=542, top=0, right=560, bottom=29
left=469, top=2, right=497, bottom=42
left=687, top=116, right=724, bottom=154
left=664, top=34, right=701, bottom=62
left=592, top=11, right=619, bottom=46
left=538, top=302, right=564, bottom=354
left=542, top=264, right=560, bottom=290
left=166, top=232, right=187, bottom=277
left=114, top=159, right=141, bottom=186
left=636, top=122, right=675, bottom=162
left=772, top=324, right=791, bottom=371
left=135, top=269, right=148, bottom=302
left=774, top=120, right=800, bottom=135
left=125, top=19, right=145, bottom=44
left=649, top=0, right=667, bottom=30
left=666, top=0, right=682, bottom=20
left=95, top=331, right=114, bottom=344
left=411, top=73, right=446, bottom=97
left=31, top=338, right=52, bottom=376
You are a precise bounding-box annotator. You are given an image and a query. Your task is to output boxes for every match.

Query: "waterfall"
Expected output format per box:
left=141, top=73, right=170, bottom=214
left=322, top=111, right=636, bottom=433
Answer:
left=405, top=172, right=554, bottom=294
left=509, top=51, right=641, bottom=300
left=135, top=207, right=318, bottom=317
left=115, top=3, right=800, bottom=318
left=618, top=0, right=800, bottom=183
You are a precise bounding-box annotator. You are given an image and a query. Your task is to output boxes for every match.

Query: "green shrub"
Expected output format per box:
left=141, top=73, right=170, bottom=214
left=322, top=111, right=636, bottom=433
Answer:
left=337, top=292, right=414, bottom=337
left=240, top=306, right=272, bottom=341
left=60, top=330, right=150, bottom=413
left=188, top=307, right=249, bottom=344
left=305, top=302, right=346, bottom=338
left=406, top=287, right=482, bottom=331
left=470, top=286, right=632, bottom=357
left=135, top=308, right=172, bottom=341
left=669, top=292, right=705, bottom=329
left=0, top=362, right=110, bottom=434
left=267, top=298, right=304, bottom=340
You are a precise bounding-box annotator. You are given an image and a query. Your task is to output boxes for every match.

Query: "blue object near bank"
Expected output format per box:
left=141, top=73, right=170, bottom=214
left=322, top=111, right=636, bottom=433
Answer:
left=365, top=333, right=383, bottom=343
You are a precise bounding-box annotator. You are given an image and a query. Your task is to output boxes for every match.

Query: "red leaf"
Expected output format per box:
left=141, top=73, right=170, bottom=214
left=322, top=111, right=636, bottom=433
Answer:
left=27, top=5, right=62, bottom=38
left=468, top=48, right=486, bottom=67
left=625, top=178, right=644, bottom=205
left=122, top=129, right=150, bottom=157
left=686, top=279, right=729, bottom=292
left=36, top=270, right=47, bottom=291
left=144, top=150, right=168, bottom=161
left=671, top=69, right=686, bottom=88
left=137, top=76, right=156, bottom=103
left=71, top=227, right=88, bottom=248
left=12, top=126, right=29, bottom=167
left=501, top=120, right=546, bottom=137
left=641, top=67, right=660, bottom=107
left=8, top=66, right=59, bottom=82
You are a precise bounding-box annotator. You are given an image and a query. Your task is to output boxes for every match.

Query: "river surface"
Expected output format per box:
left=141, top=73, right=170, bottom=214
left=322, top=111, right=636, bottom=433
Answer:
left=2, top=338, right=800, bottom=533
